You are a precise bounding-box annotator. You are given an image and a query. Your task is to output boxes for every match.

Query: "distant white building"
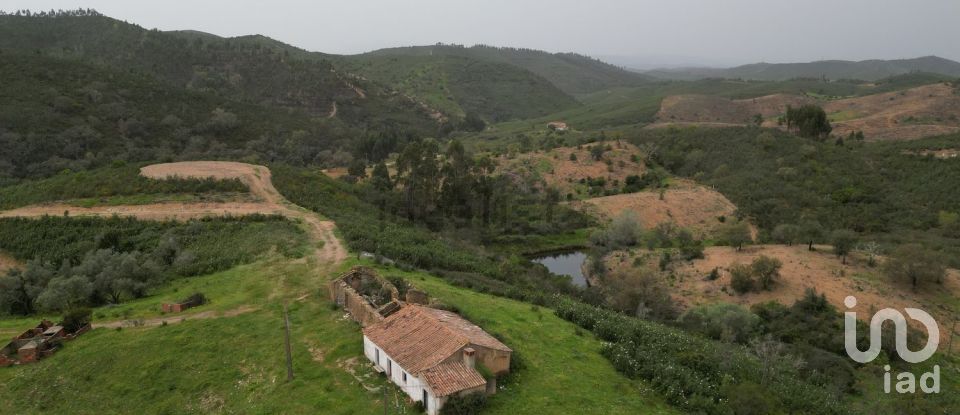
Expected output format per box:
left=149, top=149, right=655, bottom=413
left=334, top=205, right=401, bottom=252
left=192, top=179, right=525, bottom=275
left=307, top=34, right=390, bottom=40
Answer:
left=362, top=305, right=512, bottom=415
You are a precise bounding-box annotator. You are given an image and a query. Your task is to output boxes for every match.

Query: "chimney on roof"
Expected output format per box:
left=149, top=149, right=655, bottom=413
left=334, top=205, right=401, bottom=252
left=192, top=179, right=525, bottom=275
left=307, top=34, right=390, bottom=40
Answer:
left=463, top=347, right=476, bottom=369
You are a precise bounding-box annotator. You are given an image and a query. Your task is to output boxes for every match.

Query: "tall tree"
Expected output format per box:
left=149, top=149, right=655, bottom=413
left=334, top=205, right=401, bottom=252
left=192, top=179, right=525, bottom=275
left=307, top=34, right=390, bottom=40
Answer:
left=370, top=161, right=393, bottom=192
left=719, top=221, right=752, bottom=251
left=396, top=140, right=441, bottom=222
left=439, top=140, right=475, bottom=219
left=799, top=220, right=824, bottom=251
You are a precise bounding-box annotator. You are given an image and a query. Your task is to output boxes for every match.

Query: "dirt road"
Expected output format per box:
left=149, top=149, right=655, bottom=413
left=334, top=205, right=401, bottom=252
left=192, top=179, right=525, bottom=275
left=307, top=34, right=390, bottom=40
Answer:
left=0, top=161, right=347, bottom=265
left=141, top=162, right=348, bottom=265
left=92, top=306, right=258, bottom=329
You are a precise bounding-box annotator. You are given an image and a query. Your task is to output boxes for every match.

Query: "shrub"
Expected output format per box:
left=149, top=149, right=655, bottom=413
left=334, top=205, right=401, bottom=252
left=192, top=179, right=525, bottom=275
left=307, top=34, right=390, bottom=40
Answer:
left=440, top=392, right=486, bottom=415
left=722, top=381, right=782, bottom=415
left=705, top=267, right=720, bottom=281
left=729, top=264, right=755, bottom=294
left=386, top=275, right=412, bottom=297
left=61, top=308, right=92, bottom=333
left=182, top=292, right=208, bottom=306
left=679, top=303, right=760, bottom=344
left=751, top=255, right=782, bottom=290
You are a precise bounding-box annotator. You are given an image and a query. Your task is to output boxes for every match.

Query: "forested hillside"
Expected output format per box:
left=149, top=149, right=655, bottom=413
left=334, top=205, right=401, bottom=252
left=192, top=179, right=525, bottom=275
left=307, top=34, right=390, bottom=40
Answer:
left=0, top=53, right=340, bottom=180
left=0, top=10, right=439, bottom=134
left=339, top=54, right=579, bottom=122
left=357, top=44, right=650, bottom=94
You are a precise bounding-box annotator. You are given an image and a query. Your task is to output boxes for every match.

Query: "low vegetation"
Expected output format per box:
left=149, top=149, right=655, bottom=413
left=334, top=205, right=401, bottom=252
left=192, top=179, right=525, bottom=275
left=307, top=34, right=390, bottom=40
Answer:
left=633, top=127, right=960, bottom=267
left=0, top=215, right=305, bottom=315
left=0, top=163, right=247, bottom=209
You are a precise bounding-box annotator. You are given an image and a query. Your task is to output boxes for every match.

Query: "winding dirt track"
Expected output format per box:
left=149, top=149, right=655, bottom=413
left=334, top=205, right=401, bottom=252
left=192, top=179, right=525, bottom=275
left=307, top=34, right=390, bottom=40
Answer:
left=142, top=162, right=348, bottom=264
left=0, top=161, right=347, bottom=265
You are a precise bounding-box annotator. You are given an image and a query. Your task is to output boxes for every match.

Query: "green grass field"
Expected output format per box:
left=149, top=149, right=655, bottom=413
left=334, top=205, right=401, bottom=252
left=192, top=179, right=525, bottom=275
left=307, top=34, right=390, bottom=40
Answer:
left=0, top=257, right=392, bottom=414
left=344, top=258, right=678, bottom=415
left=0, top=250, right=678, bottom=414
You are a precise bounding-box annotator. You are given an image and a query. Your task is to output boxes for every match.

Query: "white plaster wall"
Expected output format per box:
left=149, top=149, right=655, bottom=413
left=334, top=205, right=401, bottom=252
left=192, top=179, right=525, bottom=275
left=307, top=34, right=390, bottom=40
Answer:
left=363, top=336, right=441, bottom=414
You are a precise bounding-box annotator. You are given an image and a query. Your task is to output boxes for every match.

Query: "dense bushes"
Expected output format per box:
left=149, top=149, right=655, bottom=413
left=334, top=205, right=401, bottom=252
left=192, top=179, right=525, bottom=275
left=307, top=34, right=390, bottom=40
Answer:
left=551, top=296, right=847, bottom=415
left=0, top=215, right=305, bottom=314
left=633, top=128, right=960, bottom=266
left=271, top=165, right=578, bottom=296
left=439, top=393, right=487, bottom=415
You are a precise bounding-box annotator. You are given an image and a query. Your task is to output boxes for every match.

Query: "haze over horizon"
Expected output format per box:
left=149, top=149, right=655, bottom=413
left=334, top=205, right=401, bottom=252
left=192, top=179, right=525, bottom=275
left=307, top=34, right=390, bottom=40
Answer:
left=3, top=0, right=959, bottom=68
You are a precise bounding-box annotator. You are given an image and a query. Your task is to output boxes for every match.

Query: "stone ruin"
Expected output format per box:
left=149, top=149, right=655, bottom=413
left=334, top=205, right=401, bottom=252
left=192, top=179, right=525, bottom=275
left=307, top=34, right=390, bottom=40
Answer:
left=0, top=319, right=91, bottom=367
left=329, top=266, right=431, bottom=327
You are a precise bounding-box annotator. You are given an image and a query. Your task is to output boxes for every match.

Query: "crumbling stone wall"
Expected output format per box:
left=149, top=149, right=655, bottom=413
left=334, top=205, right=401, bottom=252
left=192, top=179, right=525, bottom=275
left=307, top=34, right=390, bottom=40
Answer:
left=330, top=267, right=405, bottom=327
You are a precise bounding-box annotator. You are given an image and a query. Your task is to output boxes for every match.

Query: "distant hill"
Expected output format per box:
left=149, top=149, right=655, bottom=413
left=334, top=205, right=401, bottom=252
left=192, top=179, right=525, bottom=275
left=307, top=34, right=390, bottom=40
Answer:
left=0, top=52, right=344, bottom=179
left=337, top=54, right=580, bottom=122
left=647, top=56, right=960, bottom=81
left=356, top=44, right=651, bottom=94
left=0, top=12, right=438, bottom=135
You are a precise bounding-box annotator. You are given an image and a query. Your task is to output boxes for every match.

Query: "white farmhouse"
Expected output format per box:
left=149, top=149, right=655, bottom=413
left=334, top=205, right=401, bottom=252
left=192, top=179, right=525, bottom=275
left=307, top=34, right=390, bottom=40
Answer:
left=362, top=304, right=512, bottom=415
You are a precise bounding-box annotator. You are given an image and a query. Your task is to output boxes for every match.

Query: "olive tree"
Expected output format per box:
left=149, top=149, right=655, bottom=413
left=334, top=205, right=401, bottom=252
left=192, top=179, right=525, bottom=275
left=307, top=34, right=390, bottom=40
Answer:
left=831, top=230, right=858, bottom=265
left=883, top=244, right=946, bottom=290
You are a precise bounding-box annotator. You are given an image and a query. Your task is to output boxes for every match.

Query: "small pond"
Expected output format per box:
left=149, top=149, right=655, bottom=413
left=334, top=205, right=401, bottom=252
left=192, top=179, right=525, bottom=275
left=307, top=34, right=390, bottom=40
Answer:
left=531, top=251, right=589, bottom=287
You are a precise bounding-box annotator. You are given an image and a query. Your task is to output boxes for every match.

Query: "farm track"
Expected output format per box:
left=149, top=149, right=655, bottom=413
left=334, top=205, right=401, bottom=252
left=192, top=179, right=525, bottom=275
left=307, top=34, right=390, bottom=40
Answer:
left=0, top=161, right=347, bottom=265
left=1, top=162, right=349, bottom=328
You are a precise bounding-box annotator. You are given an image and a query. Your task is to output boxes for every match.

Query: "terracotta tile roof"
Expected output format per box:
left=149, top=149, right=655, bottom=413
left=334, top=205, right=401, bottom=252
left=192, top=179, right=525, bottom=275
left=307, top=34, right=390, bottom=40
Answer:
left=417, top=307, right=511, bottom=352
left=362, top=305, right=511, bottom=375
left=421, top=361, right=487, bottom=397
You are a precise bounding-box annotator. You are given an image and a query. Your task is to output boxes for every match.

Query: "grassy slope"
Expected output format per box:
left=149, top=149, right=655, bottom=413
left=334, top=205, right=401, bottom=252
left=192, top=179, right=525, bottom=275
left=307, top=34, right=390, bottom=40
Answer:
left=340, top=258, right=678, bottom=415
left=0, top=252, right=677, bottom=414
left=0, top=258, right=391, bottom=414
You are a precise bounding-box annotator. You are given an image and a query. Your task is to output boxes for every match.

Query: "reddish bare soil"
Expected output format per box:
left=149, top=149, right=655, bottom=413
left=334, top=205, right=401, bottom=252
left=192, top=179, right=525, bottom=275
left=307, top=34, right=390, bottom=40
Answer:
left=656, top=94, right=815, bottom=125
left=651, top=83, right=960, bottom=140
left=496, top=141, right=647, bottom=196
left=1, top=161, right=347, bottom=265
left=0, top=252, right=20, bottom=273
left=607, top=244, right=960, bottom=350
left=322, top=167, right=349, bottom=179
left=572, top=180, right=740, bottom=238
left=823, top=83, right=960, bottom=140
left=142, top=162, right=347, bottom=265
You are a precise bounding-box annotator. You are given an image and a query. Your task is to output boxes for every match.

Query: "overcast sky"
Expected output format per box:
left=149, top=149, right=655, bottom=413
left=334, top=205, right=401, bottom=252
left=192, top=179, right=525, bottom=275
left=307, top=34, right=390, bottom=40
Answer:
left=4, top=0, right=959, bottom=67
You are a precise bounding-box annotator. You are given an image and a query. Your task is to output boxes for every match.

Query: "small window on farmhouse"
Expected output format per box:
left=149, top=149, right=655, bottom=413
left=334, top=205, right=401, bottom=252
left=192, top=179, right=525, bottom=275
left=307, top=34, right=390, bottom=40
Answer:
left=402, top=372, right=407, bottom=382
left=375, top=349, right=380, bottom=365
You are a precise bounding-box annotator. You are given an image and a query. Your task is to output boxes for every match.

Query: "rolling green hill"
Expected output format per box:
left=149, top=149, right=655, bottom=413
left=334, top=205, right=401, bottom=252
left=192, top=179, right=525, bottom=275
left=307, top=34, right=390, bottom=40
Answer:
left=0, top=52, right=348, bottom=179
left=458, top=73, right=956, bottom=148
left=356, top=44, right=651, bottom=95
left=338, top=54, right=580, bottom=122
left=0, top=11, right=438, bottom=133
left=647, top=56, right=960, bottom=81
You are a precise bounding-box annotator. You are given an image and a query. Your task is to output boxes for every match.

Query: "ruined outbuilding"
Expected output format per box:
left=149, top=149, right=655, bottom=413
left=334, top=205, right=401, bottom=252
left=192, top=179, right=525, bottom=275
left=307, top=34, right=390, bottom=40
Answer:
left=0, top=320, right=90, bottom=366
left=329, top=266, right=404, bottom=326
left=161, top=292, right=208, bottom=314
